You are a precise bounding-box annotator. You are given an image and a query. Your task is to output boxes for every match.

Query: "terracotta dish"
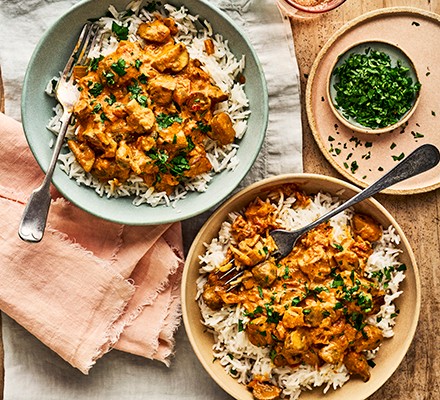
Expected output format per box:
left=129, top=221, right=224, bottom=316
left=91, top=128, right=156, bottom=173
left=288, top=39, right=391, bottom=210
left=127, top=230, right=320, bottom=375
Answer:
left=306, top=7, right=440, bottom=194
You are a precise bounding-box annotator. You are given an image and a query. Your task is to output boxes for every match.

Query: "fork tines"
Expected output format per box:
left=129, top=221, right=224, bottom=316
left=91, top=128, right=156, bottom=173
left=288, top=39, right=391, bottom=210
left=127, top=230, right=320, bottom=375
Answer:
left=63, top=22, right=100, bottom=84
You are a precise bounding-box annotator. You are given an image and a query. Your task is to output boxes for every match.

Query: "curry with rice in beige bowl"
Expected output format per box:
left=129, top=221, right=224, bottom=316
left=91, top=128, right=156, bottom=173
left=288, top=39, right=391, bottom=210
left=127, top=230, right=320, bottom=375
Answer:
left=182, top=174, right=420, bottom=400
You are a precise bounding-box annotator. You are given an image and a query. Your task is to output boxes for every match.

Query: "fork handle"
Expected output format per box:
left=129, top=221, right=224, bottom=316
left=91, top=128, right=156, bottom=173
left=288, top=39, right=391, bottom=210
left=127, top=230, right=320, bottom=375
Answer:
left=298, top=144, right=440, bottom=235
left=18, top=112, right=71, bottom=242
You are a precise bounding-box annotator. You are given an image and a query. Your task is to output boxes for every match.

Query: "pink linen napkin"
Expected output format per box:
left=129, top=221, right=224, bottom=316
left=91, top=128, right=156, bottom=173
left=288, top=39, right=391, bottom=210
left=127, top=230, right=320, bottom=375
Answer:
left=0, top=112, right=184, bottom=374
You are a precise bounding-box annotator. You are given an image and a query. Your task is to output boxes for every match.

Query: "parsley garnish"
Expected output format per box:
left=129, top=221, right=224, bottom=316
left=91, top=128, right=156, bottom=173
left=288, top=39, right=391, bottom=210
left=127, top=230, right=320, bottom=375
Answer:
left=112, top=22, right=129, bottom=41
left=100, top=112, right=109, bottom=123
left=135, top=59, right=143, bottom=70
left=128, top=79, right=142, bottom=96
left=291, top=297, right=301, bottom=307
left=138, top=73, right=148, bottom=84
left=146, top=150, right=190, bottom=177
left=156, top=113, right=183, bottom=129
left=137, top=95, right=148, bottom=107
left=103, top=71, right=115, bottom=85
left=92, top=103, right=102, bottom=114
left=111, top=58, right=127, bottom=76
left=332, top=48, right=421, bottom=129
left=186, top=136, right=195, bottom=152
left=264, top=304, right=281, bottom=324
left=105, top=93, right=117, bottom=105
left=89, top=82, right=104, bottom=97
left=89, top=56, right=103, bottom=72
left=392, top=152, right=405, bottom=161
left=238, top=319, right=244, bottom=332
left=196, top=120, right=212, bottom=134
left=330, top=274, right=344, bottom=288
left=169, top=155, right=190, bottom=176
left=333, top=243, right=344, bottom=251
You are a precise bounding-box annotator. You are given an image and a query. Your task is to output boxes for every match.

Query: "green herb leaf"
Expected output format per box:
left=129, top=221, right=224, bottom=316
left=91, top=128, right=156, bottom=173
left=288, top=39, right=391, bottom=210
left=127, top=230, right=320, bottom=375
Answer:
left=156, top=112, right=183, bottom=129
left=105, top=93, right=117, bottom=105
left=111, top=58, right=127, bottom=76
left=103, top=71, right=116, bottom=85
left=112, top=22, right=129, bottom=41
left=392, top=152, right=405, bottom=161
left=89, top=55, right=103, bottom=72
left=89, top=82, right=104, bottom=97
left=332, top=48, right=421, bottom=129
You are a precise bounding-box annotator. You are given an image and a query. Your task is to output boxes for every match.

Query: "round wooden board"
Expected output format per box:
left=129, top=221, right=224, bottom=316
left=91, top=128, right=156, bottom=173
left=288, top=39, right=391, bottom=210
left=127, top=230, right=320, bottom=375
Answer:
left=306, top=7, right=440, bottom=194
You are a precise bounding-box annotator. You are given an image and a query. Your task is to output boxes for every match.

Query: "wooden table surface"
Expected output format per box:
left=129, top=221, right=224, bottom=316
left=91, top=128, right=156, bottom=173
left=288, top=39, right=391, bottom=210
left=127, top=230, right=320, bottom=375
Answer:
left=290, top=0, right=440, bottom=398
left=0, top=2, right=439, bottom=399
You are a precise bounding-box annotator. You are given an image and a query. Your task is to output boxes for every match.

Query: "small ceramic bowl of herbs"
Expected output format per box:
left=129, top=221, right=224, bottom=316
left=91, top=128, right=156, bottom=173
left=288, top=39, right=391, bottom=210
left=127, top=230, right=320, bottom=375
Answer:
left=327, top=40, right=421, bottom=135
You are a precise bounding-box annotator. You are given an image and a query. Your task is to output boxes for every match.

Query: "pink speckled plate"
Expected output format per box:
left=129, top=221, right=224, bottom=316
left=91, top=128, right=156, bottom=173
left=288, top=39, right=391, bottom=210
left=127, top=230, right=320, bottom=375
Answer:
left=306, top=7, right=440, bottom=194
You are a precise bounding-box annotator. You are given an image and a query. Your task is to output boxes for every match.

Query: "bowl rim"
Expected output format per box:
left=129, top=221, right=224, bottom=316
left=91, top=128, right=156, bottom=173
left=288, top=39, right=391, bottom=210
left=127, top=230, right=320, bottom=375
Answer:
left=182, top=172, right=421, bottom=400
left=20, top=0, right=269, bottom=225
left=326, top=39, right=421, bottom=135
left=281, top=0, right=347, bottom=14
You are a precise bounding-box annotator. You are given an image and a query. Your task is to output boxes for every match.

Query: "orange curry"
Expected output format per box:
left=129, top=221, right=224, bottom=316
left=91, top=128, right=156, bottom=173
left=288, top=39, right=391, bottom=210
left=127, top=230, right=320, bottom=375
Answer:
left=202, top=185, right=385, bottom=400
left=69, top=17, right=236, bottom=193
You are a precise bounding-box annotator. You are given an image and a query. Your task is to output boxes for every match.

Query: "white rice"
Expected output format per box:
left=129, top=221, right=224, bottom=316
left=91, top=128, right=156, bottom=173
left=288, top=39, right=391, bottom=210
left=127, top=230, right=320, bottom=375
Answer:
left=47, top=0, right=249, bottom=207
left=197, top=189, right=406, bottom=399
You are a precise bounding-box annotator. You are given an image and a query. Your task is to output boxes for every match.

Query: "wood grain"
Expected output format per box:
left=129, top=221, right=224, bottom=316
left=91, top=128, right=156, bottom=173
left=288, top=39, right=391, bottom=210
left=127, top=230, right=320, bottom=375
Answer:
left=291, top=1, right=440, bottom=398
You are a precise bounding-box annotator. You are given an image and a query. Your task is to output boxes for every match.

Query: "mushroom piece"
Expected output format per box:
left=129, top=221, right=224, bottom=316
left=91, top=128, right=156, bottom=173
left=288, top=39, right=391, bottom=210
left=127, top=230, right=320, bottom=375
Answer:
left=209, top=112, right=236, bottom=145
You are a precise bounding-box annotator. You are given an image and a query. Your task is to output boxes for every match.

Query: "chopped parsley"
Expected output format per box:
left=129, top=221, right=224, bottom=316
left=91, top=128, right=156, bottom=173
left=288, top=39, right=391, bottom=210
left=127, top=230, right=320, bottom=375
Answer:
left=103, top=71, right=116, bottom=85
left=138, top=73, right=148, bottom=84
left=111, top=58, right=127, bottom=76
left=332, top=47, right=421, bottom=129
left=196, top=120, right=212, bottom=134
left=89, top=55, right=103, bottom=72
left=392, top=152, right=405, bottom=161
left=92, top=103, right=102, bottom=114
left=330, top=274, right=344, bottom=288
left=156, top=112, right=183, bottom=129
left=112, top=21, right=129, bottom=41
left=105, top=93, right=117, bottom=105
left=100, top=112, right=109, bottom=123
left=146, top=150, right=190, bottom=178
left=89, top=82, right=104, bottom=97
left=135, top=59, right=143, bottom=70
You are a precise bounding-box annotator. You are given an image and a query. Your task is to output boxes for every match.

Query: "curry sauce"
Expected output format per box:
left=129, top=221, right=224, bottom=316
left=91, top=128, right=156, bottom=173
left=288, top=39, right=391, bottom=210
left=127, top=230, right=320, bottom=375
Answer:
left=202, top=186, right=386, bottom=399
left=69, top=16, right=236, bottom=194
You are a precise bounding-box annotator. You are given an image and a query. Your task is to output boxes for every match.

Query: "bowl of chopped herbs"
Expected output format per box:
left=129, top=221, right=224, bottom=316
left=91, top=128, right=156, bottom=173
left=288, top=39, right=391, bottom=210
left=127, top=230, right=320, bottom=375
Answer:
left=328, top=41, right=421, bottom=135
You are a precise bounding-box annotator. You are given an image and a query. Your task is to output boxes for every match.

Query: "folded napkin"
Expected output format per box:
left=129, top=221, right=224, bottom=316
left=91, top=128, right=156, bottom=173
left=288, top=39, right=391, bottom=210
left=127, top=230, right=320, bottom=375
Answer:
left=0, top=112, right=184, bottom=373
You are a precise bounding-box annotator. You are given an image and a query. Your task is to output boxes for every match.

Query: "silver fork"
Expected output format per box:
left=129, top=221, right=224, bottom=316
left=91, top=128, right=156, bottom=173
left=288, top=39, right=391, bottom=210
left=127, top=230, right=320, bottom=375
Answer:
left=222, top=144, right=440, bottom=289
left=18, top=22, right=99, bottom=243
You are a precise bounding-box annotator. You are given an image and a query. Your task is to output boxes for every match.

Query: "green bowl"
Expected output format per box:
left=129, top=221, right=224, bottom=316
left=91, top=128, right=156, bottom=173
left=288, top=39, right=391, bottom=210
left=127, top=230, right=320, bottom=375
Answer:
left=21, top=0, right=268, bottom=225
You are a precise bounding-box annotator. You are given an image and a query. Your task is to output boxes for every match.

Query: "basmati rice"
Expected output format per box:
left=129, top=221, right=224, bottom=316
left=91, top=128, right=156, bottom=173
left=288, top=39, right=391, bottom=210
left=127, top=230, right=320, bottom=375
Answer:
left=197, top=188, right=406, bottom=399
left=47, top=0, right=249, bottom=207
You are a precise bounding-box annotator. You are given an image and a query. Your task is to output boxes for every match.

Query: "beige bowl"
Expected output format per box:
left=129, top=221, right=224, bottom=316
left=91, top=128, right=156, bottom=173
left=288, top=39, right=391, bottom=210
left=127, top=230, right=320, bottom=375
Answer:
left=182, top=173, right=420, bottom=400
left=327, top=40, right=421, bottom=135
